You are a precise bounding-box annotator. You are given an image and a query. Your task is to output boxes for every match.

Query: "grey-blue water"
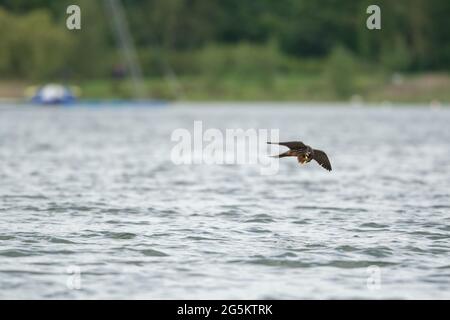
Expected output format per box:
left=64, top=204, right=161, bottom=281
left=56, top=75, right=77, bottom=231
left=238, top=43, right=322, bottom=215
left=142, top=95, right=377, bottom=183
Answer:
left=0, top=103, right=449, bottom=299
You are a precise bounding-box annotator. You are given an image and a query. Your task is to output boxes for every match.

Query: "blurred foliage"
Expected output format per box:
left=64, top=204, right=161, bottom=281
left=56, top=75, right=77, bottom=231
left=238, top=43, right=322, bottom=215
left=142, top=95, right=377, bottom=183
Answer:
left=0, top=8, right=72, bottom=79
left=326, top=46, right=357, bottom=98
left=0, top=0, right=449, bottom=83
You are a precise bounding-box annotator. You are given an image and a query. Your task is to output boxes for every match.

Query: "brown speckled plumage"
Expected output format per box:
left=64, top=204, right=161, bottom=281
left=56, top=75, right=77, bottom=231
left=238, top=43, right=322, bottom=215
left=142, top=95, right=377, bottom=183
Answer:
left=268, top=141, right=332, bottom=171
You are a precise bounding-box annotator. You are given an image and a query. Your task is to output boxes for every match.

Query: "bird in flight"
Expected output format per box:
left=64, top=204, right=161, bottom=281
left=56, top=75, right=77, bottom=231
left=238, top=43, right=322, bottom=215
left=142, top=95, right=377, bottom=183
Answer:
left=268, top=141, right=332, bottom=171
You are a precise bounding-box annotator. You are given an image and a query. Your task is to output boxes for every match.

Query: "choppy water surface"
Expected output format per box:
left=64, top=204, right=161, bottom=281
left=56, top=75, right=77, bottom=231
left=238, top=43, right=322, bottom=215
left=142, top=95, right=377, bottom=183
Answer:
left=0, top=103, right=449, bottom=299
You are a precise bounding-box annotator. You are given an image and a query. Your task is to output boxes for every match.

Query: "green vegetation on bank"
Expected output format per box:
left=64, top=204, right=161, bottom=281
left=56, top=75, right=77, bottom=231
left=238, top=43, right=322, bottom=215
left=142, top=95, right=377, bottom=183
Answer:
left=0, top=0, right=449, bottom=102
left=72, top=73, right=450, bottom=102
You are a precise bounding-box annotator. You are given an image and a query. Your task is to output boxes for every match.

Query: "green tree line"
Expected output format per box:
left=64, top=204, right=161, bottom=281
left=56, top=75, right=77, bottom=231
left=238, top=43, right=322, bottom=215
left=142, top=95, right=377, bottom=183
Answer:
left=0, top=0, right=449, bottom=81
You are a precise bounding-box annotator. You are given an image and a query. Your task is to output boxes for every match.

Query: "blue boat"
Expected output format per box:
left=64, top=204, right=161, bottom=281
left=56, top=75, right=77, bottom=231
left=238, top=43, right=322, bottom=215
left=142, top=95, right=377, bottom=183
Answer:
left=30, top=84, right=77, bottom=105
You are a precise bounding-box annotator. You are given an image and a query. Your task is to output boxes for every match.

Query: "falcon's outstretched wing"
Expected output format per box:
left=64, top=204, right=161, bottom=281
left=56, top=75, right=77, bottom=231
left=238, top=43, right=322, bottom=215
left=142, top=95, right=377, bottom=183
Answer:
left=267, top=141, right=306, bottom=150
left=312, top=149, right=332, bottom=171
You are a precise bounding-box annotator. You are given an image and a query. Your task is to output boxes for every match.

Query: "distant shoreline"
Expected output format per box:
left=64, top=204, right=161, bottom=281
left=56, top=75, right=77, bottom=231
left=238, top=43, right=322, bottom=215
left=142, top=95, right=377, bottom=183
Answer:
left=1, top=72, right=449, bottom=104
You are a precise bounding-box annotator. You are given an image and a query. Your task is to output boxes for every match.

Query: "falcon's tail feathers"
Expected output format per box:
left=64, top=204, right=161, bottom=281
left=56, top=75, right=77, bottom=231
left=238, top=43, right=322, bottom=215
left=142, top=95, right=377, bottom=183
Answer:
left=270, top=151, right=291, bottom=158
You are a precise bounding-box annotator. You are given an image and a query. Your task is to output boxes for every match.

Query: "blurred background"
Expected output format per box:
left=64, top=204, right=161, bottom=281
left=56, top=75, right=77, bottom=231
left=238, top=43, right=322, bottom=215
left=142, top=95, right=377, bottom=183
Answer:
left=1, top=1, right=450, bottom=300
left=0, top=0, right=449, bottom=103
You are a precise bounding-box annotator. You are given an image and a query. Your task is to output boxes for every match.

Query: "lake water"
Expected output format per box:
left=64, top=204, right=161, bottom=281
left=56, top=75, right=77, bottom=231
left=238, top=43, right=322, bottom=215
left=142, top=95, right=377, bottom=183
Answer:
left=0, top=103, right=449, bottom=299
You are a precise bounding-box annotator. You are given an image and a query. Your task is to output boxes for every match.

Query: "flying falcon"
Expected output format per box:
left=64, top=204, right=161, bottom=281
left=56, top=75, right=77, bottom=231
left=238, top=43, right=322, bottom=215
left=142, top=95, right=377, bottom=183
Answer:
left=268, top=141, right=332, bottom=171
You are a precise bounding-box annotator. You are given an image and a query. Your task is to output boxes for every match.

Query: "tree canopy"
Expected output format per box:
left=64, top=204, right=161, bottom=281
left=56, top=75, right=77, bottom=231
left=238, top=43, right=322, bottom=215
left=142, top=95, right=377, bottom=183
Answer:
left=0, top=0, right=449, bottom=80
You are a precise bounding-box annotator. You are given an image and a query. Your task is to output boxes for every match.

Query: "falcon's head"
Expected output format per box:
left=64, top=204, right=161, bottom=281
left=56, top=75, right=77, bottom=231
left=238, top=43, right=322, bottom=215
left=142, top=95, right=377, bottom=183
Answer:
left=299, top=153, right=312, bottom=164
left=304, top=149, right=312, bottom=161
